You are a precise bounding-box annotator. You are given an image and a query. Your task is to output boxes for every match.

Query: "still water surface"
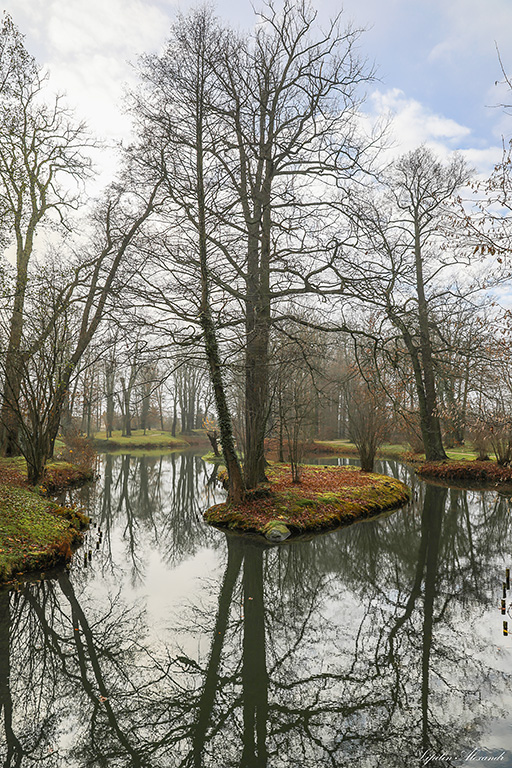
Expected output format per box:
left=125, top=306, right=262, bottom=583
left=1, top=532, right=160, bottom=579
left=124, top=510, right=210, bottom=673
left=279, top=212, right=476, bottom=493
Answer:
left=1, top=451, right=512, bottom=767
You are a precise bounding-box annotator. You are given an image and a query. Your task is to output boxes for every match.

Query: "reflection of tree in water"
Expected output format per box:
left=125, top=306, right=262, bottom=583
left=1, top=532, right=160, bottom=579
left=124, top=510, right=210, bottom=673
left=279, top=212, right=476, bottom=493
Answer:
left=1, top=476, right=512, bottom=766
left=0, top=575, right=169, bottom=767
left=170, top=485, right=512, bottom=766
left=318, top=483, right=512, bottom=764
left=71, top=452, right=225, bottom=583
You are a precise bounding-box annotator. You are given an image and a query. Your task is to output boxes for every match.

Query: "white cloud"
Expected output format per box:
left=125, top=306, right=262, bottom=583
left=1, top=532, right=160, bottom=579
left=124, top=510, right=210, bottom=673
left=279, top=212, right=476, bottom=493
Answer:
left=7, top=0, right=173, bottom=190
left=45, top=0, right=167, bottom=58
left=459, top=147, right=502, bottom=177
left=8, top=1, right=508, bottom=184
left=369, top=88, right=469, bottom=147
left=361, top=88, right=504, bottom=176
left=11, top=0, right=170, bottom=142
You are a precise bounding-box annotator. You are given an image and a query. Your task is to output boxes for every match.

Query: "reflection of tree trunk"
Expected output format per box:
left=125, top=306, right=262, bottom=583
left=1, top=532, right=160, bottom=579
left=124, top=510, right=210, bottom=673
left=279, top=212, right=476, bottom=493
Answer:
left=385, top=484, right=446, bottom=752
left=101, top=453, right=113, bottom=521
left=116, top=455, right=142, bottom=578
left=58, top=572, right=144, bottom=766
left=137, top=456, right=151, bottom=520
left=386, top=511, right=429, bottom=664
left=449, top=490, right=478, bottom=597
left=0, top=591, right=24, bottom=764
left=241, top=543, right=268, bottom=767
left=207, top=463, right=219, bottom=486
left=421, top=484, right=445, bottom=751
left=193, top=537, right=243, bottom=767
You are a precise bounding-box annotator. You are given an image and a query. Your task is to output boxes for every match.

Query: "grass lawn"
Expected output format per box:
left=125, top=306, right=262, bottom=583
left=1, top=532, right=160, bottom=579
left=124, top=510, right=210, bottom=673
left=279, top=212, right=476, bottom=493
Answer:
left=314, top=439, right=482, bottom=462
left=204, top=463, right=410, bottom=540
left=314, top=439, right=512, bottom=485
left=92, top=429, right=191, bottom=449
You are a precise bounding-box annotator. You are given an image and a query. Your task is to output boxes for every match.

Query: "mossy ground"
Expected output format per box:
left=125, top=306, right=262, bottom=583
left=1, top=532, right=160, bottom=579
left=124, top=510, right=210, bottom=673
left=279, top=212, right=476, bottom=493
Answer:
left=201, top=451, right=226, bottom=463
left=92, top=429, right=194, bottom=450
left=0, top=456, right=95, bottom=494
left=204, top=463, right=411, bottom=539
left=312, top=440, right=512, bottom=485
left=0, top=485, right=89, bottom=584
left=0, top=457, right=91, bottom=584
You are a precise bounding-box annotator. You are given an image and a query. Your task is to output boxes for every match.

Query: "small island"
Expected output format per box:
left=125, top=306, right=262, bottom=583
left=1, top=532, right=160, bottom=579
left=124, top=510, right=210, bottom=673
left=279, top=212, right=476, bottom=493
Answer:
left=204, top=463, right=410, bottom=541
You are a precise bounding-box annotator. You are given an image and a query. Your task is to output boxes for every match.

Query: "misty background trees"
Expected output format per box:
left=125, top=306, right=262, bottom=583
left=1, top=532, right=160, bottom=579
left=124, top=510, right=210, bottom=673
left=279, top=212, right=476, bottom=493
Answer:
left=0, top=3, right=511, bottom=488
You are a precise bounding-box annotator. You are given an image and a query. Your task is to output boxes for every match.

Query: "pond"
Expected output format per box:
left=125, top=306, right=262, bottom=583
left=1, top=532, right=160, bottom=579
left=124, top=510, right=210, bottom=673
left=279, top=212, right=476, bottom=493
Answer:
left=1, top=450, right=512, bottom=767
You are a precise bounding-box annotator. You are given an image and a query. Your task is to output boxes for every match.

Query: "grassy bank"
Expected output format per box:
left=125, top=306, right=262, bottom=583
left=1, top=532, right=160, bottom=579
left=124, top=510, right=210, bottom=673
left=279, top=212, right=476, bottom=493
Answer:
left=0, top=457, right=92, bottom=584
left=204, top=463, right=410, bottom=540
left=92, top=429, right=196, bottom=450
left=313, top=439, right=480, bottom=462
left=204, top=439, right=511, bottom=487
left=313, top=439, right=512, bottom=486
left=0, top=487, right=89, bottom=583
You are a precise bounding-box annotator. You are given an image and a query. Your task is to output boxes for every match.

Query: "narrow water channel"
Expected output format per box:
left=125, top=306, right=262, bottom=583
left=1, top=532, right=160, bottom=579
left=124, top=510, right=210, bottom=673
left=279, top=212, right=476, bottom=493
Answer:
left=1, top=451, right=512, bottom=767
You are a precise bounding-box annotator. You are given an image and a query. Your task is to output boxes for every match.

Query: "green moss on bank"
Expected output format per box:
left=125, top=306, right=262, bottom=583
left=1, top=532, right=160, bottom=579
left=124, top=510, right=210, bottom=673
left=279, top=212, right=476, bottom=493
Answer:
left=0, top=457, right=95, bottom=494
left=201, top=451, right=230, bottom=463
left=0, top=485, right=89, bottom=584
left=204, top=463, right=410, bottom=540
left=40, top=461, right=96, bottom=494
left=0, top=456, right=93, bottom=584
left=312, top=440, right=407, bottom=460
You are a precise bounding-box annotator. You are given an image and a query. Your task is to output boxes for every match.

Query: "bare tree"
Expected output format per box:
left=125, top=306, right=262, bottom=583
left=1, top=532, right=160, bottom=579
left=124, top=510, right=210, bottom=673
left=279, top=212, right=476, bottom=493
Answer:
left=0, top=14, right=94, bottom=455
left=338, top=147, right=472, bottom=461
left=0, top=175, right=163, bottom=485
left=345, top=375, right=389, bottom=472
left=129, top=1, right=375, bottom=498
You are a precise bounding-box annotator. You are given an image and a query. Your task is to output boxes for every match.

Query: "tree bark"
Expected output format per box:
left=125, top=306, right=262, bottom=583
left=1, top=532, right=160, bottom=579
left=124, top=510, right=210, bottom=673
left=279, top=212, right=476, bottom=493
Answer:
left=413, top=218, right=447, bottom=461
left=194, top=34, right=245, bottom=503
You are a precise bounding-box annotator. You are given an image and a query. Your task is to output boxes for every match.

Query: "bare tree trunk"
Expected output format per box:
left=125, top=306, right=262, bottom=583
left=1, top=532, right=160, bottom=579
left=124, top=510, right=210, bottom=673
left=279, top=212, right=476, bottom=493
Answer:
left=105, top=362, right=115, bottom=438
left=413, top=220, right=447, bottom=461
left=0, top=247, right=29, bottom=455
left=121, top=377, right=132, bottom=437
left=278, top=387, right=284, bottom=463
left=171, top=392, right=177, bottom=437
left=194, top=20, right=245, bottom=503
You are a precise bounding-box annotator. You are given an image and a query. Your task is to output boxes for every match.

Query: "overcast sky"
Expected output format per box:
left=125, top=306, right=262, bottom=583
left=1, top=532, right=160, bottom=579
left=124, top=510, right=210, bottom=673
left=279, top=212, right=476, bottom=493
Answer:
left=8, top=0, right=512, bottom=181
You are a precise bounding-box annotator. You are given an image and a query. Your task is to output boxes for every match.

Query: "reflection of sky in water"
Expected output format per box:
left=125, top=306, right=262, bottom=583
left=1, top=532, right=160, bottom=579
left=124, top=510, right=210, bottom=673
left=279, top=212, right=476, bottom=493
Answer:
left=1, top=450, right=512, bottom=767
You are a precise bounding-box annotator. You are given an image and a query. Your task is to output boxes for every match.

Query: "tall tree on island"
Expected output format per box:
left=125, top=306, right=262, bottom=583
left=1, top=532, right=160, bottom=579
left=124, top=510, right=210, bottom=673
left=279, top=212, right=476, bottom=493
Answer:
left=130, top=1, right=375, bottom=494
